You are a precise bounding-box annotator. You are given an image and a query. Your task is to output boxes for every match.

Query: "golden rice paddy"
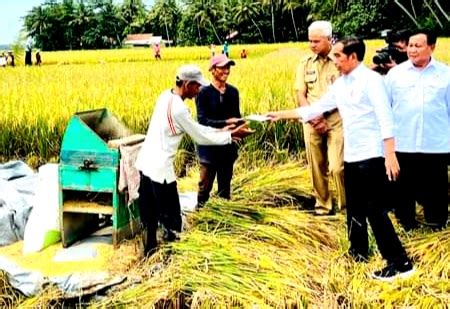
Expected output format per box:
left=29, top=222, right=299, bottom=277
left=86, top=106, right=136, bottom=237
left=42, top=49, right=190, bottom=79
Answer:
left=0, top=41, right=449, bottom=307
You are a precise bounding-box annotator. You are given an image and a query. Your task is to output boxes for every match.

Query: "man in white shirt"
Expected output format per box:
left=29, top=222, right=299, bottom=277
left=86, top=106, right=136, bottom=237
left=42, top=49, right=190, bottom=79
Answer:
left=385, top=30, right=450, bottom=231
left=267, top=37, right=414, bottom=282
left=135, top=64, right=252, bottom=256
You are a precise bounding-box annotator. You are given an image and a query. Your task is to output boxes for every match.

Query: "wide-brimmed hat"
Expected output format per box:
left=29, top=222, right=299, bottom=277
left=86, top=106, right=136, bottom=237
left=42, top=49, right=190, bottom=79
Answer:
left=209, top=54, right=235, bottom=70
left=176, top=64, right=209, bottom=86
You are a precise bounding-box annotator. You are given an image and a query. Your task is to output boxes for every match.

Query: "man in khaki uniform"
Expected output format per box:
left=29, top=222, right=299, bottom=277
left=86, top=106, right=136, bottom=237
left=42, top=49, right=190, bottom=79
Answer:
left=294, top=21, right=345, bottom=215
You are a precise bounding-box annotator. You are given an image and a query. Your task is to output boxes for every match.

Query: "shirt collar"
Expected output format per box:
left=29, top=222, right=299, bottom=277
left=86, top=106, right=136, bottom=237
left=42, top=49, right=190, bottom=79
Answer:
left=312, top=52, right=333, bottom=63
left=344, top=63, right=365, bottom=81
left=405, top=57, right=436, bottom=71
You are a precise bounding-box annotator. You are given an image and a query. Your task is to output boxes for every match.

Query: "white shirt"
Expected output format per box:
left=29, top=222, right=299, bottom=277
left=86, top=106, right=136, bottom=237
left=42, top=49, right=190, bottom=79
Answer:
left=385, top=59, right=450, bottom=153
left=135, top=90, right=232, bottom=183
left=296, top=64, right=394, bottom=163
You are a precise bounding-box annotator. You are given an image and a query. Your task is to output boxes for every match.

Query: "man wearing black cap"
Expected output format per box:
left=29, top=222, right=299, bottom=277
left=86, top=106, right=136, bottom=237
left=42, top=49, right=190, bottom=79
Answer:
left=196, top=54, right=243, bottom=207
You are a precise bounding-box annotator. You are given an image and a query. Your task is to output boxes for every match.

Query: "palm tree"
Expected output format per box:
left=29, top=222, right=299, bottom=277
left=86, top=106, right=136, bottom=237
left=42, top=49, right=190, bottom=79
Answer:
left=194, top=0, right=222, bottom=44
left=260, top=0, right=280, bottom=42
left=151, top=0, right=179, bottom=46
left=233, top=0, right=264, bottom=41
left=284, top=0, right=302, bottom=41
left=120, top=0, right=146, bottom=34
left=93, top=0, right=125, bottom=47
left=24, top=6, right=50, bottom=37
left=188, top=0, right=223, bottom=44
left=69, top=1, right=93, bottom=48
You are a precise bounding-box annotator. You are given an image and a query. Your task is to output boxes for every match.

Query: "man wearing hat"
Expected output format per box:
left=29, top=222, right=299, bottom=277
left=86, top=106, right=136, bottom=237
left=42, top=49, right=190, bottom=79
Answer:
left=136, top=64, right=252, bottom=256
left=196, top=54, right=243, bottom=207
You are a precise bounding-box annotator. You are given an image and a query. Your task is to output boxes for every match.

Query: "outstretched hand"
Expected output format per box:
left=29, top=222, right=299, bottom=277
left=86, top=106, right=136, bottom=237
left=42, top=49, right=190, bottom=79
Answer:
left=230, top=122, right=255, bottom=142
left=265, top=109, right=301, bottom=122
left=265, top=111, right=282, bottom=122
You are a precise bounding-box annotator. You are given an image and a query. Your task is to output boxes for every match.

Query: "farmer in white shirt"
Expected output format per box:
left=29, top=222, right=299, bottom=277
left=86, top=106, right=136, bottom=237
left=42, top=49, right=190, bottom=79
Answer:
left=135, top=64, right=252, bottom=256
left=267, top=37, right=414, bottom=282
left=385, top=29, right=450, bottom=231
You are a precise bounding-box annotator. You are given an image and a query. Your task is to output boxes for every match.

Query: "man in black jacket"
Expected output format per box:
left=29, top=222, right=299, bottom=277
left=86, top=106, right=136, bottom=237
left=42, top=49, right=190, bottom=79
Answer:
left=196, top=54, right=243, bottom=207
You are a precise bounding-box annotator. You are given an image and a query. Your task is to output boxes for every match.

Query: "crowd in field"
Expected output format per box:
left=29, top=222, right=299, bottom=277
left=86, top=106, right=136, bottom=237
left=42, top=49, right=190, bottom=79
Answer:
left=0, top=51, right=14, bottom=67
left=0, top=44, right=41, bottom=68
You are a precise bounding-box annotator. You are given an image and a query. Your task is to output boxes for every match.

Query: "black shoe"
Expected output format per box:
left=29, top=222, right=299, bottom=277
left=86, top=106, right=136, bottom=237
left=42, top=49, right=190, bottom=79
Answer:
left=424, top=222, right=446, bottom=231
left=403, top=225, right=419, bottom=232
left=372, top=261, right=415, bottom=282
left=144, top=247, right=157, bottom=258
left=401, top=221, right=419, bottom=232
left=163, top=229, right=180, bottom=242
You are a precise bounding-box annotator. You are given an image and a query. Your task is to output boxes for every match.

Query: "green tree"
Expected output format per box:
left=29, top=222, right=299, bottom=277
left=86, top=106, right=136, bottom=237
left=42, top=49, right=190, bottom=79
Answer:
left=69, top=0, right=94, bottom=48
left=233, top=0, right=264, bottom=41
left=92, top=0, right=125, bottom=48
left=120, top=0, right=147, bottom=35
left=194, top=0, right=223, bottom=43
left=283, top=0, right=302, bottom=40
left=148, top=0, right=179, bottom=46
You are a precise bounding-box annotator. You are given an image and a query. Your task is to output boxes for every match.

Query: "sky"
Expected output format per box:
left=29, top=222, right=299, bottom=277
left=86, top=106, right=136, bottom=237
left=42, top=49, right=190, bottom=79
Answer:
left=1, top=1, right=46, bottom=45
left=0, top=0, right=154, bottom=45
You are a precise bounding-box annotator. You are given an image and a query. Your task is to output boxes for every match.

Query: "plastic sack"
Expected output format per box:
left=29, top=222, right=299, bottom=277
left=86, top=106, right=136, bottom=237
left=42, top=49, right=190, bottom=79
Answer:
left=23, top=164, right=61, bottom=254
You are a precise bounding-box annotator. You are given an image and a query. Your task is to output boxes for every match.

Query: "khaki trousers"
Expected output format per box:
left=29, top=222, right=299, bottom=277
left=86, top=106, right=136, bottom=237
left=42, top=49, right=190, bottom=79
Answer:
left=303, top=110, right=345, bottom=211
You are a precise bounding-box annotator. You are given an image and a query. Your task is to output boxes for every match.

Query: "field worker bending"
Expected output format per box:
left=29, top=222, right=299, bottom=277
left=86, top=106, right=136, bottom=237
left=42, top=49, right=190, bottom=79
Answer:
left=294, top=20, right=344, bottom=216
left=384, top=29, right=450, bottom=231
left=267, top=37, right=415, bottom=282
left=135, top=64, right=253, bottom=257
left=196, top=54, right=242, bottom=207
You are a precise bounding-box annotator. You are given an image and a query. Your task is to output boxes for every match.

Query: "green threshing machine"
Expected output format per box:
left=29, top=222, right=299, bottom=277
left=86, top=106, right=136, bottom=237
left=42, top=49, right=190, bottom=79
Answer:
left=59, top=109, right=143, bottom=248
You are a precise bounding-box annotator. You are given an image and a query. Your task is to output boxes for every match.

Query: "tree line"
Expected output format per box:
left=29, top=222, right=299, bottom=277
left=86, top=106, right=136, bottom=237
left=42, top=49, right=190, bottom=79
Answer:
left=23, top=0, right=450, bottom=51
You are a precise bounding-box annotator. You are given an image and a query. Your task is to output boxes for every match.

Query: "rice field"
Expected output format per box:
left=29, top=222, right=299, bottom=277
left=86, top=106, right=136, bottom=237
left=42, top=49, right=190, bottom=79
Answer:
left=0, top=40, right=449, bottom=307
left=2, top=39, right=448, bottom=165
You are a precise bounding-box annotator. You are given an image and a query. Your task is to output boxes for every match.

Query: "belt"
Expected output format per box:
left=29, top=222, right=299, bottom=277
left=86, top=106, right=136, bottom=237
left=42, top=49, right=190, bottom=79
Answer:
left=323, top=108, right=338, bottom=117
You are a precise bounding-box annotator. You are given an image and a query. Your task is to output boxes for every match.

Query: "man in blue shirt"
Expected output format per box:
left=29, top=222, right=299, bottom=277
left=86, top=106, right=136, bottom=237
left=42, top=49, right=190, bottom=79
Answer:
left=385, top=29, right=450, bottom=231
left=196, top=54, right=242, bottom=207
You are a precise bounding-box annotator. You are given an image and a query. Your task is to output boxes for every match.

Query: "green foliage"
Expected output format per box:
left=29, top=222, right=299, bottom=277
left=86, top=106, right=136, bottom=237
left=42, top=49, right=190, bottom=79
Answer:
left=333, top=3, right=381, bottom=36
left=21, top=0, right=450, bottom=50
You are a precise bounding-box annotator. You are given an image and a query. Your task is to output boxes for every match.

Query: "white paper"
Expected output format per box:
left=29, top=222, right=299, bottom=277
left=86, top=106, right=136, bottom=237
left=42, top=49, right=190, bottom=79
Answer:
left=245, top=114, right=271, bottom=122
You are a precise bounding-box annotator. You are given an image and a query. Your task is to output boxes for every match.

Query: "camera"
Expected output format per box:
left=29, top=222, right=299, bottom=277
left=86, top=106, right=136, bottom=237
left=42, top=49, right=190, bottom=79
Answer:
left=372, top=29, right=410, bottom=74
left=372, top=45, right=406, bottom=65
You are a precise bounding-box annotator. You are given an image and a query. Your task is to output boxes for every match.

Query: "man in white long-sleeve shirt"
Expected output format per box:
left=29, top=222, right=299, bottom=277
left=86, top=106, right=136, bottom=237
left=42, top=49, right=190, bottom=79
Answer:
left=385, top=30, right=449, bottom=231
left=135, top=64, right=252, bottom=256
left=267, top=37, right=414, bottom=282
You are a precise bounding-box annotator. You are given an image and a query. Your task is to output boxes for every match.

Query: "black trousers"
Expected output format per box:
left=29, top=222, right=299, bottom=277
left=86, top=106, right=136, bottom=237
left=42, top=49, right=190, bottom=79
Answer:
left=25, top=51, right=32, bottom=66
left=345, top=158, right=408, bottom=264
left=197, top=161, right=235, bottom=206
left=392, top=152, right=448, bottom=229
left=138, top=174, right=182, bottom=254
